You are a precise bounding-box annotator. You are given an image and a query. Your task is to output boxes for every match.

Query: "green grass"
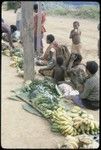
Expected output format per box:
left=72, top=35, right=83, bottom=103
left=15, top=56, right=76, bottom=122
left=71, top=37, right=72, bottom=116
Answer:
left=47, top=6, right=100, bottom=20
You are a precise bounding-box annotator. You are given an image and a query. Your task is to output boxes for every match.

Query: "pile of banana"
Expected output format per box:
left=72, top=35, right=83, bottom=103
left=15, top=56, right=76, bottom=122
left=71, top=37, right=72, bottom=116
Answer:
left=51, top=107, right=77, bottom=136
left=50, top=106, right=99, bottom=136
left=2, top=49, right=10, bottom=56
left=57, top=134, right=99, bottom=149
left=69, top=106, right=99, bottom=135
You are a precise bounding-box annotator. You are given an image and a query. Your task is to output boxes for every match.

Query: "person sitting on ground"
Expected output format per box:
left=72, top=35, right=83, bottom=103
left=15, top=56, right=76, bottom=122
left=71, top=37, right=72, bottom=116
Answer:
left=52, top=56, right=65, bottom=84
left=66, top=53, right=87, bottom=90
left=2, top=20, right=15, bottom=49
left=72, top=61, right=99, bottom=110
left=69, top=21, right=81, bottom=54
left=10, top=25, right=20, bottom=41
left=39, top=45, right=70, bottom=77
left=36, top=34, right=59, bottom=66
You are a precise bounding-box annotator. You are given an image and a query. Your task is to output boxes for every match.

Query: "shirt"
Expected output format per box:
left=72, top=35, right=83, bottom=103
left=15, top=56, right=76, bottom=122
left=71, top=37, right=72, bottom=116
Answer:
left=34, top=11, right=46, bottom=34
left=80, top=73, right=99, bottom=101
left=68, top=63, right=87, bottom=88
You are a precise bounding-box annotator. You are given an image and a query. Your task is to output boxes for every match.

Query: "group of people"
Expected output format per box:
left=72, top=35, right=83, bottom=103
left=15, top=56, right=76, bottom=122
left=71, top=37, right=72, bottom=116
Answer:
left=2, top=3, right=99, bottom=111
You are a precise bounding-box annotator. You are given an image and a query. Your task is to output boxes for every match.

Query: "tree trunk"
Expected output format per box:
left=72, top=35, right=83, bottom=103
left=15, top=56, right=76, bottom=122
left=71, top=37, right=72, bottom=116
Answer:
left=21, top=1, right=35, bottom=81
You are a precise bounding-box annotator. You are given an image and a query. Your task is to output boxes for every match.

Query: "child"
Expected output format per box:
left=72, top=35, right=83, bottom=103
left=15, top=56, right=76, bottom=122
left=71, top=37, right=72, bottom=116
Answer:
left=10, top=25, right=20, bottom=41
left=66, top=53, right=87, bottom=89
left=73, top=61, right=99, bottom=110
left=69, top=21, right=81, bottom=54
left=52, top=56, right=65, bottom=84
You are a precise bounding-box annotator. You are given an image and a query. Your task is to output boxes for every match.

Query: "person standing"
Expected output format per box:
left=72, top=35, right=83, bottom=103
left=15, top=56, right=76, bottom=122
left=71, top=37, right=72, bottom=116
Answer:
left=69, top=21, right=81, bottom=54
left=33, top=3, right=46, bottom=55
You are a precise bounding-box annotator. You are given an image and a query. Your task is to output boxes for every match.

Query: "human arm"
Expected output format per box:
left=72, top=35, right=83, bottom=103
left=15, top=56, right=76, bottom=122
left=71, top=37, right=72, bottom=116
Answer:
left=79, top=80, right=92, bottom=99
left=69, top=30, right=73, bottom=39
left=52, top=68, right=55, bottom=78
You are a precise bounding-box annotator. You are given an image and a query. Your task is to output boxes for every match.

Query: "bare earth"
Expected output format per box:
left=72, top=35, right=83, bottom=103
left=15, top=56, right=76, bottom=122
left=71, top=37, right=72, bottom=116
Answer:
left=1, top=10, right=99, bottom=148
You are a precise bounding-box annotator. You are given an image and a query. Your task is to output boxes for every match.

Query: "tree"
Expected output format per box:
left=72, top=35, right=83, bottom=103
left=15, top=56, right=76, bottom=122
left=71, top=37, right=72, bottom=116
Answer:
left=21, top=2, right=35, bottom=81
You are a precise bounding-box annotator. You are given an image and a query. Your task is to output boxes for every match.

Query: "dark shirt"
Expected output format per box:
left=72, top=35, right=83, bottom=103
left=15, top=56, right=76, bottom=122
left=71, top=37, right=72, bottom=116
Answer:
left=52, top=65, right=65, bottom=83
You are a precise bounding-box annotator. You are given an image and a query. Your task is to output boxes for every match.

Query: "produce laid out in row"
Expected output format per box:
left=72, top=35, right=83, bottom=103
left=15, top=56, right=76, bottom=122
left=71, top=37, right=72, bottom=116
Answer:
left=2, top=42, right=24, bottom=77
left=2, top=42, right=99, bottom=149
left=57, top=134, right=99, bottom=149
left=9, top=78, right=99, bottom=141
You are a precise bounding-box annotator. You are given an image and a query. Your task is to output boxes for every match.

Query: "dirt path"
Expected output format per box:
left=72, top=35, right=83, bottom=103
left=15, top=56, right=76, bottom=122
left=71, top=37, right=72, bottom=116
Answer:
left=1, top=10, right=99, bottom=148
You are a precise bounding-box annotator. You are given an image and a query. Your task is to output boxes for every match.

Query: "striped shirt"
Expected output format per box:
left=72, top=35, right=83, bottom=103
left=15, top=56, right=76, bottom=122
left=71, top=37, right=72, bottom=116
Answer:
left=80, top=73, right=99, bottom=101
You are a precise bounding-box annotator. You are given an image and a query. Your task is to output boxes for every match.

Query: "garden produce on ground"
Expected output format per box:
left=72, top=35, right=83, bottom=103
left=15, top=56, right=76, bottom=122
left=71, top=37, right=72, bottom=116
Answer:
left=57, top=134, right=99, bottom=149
left=9, top=78, right=99, bottom=139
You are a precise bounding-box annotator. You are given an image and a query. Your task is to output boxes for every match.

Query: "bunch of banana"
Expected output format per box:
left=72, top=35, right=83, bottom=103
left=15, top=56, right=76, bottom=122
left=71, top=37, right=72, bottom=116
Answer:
left=73, top=116, right=83, bottom=130
left=58, top=135, right=79, bottom=149
left=11, top=56, right=18, bottom=61
left=70, top=106, right=81, bottom=113
left=17, top=68, right=24, bottom=77
left=2, top=49, right=10, bottom=56
left=58, top=134, right=99, bottom=149
left=50, top=107, right=78, bottom=136
left=9, top=60, right=16, bottom=67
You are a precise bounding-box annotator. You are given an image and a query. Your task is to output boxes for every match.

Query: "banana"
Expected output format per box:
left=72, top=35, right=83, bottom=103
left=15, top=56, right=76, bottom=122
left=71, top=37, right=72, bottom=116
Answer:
left=71, top=109, right=79, bottom=113
left=72, top=116, right=82, bottom=122
left=62, top=125, right=73, bottom=135
left=67, top=127, right=74, bottom=135
left=87, top=114, right=94, bottom=120
left=90, top=121, right=95, bottom=130
left=69, top=113, right=79, bottom=118
left=81, top=113, right=88, bottom=118
left=73, top=129, right=77, bottom=136
left=68, top=141, right=78, bottom=149
left=60, top=125, right=70, bottom=132
left=72, top=106, right=81, bottom=111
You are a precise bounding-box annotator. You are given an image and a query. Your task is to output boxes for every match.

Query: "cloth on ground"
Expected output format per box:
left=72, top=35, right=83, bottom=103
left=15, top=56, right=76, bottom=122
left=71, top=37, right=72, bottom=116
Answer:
left=58, top=83, right=79, bottom=99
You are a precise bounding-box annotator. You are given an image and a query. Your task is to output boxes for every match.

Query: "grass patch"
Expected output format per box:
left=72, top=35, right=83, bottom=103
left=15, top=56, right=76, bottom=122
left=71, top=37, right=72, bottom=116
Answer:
left=47, top=6, right=100, bottom=20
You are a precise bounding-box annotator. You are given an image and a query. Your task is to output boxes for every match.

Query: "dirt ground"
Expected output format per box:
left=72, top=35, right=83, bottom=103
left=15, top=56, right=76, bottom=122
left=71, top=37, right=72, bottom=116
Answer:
left=1, top=10, right=99, bottom=148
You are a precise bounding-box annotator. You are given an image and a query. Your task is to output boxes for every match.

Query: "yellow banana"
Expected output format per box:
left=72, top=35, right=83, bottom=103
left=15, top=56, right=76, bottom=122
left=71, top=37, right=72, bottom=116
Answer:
left=90, top=121, right=95, bottom=130
left=68, top=141, right=78, bottom=149
left=62, top=125, right=72, bottom=135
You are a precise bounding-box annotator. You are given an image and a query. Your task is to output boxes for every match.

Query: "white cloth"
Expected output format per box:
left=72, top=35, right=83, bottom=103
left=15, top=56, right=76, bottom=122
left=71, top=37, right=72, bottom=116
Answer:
left=58, top=83, right=79, bottom=99
left=12, top=31, right=20, bottom=40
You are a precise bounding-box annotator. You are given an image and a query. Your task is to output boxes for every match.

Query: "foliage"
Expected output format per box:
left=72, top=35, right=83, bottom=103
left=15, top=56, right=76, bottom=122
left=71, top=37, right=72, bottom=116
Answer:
left=47, top=6, right=99, bottom=20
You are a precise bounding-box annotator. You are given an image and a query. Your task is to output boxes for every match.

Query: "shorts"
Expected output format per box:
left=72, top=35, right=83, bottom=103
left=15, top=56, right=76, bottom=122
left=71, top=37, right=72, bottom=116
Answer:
left=71, top=43, right=82, bottom=54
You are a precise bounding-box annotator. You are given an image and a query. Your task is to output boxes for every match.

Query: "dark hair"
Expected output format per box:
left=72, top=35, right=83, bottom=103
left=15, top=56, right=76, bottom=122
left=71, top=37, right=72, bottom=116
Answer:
left=57, top=56, right=63, bottom=66
left=10, top=25, right=17, bottom=33
left=73, top=21, right=80, bottom=26
left=47, top=34, right=55, bottom=43
left=74, top=53, right=82, bottom=62
left=86, top=61, right=98, bottom=74
left=33, top=4, right=38, bottom=11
